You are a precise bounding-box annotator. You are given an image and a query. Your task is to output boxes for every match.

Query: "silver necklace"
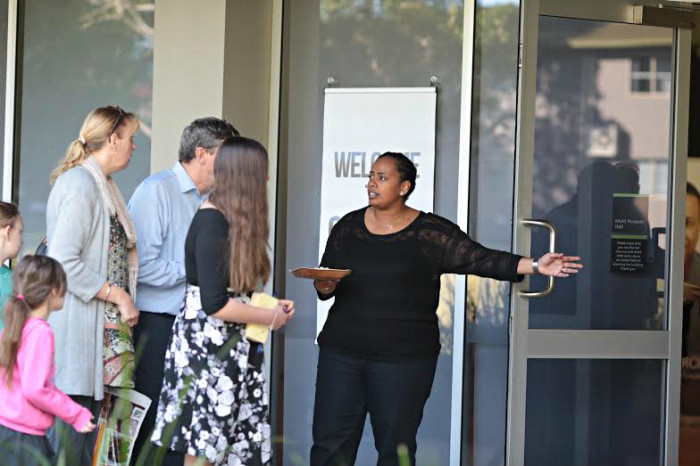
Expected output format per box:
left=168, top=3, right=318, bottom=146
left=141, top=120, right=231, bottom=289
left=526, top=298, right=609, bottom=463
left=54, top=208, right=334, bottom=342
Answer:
left=372, top=207, right=410, bottom=232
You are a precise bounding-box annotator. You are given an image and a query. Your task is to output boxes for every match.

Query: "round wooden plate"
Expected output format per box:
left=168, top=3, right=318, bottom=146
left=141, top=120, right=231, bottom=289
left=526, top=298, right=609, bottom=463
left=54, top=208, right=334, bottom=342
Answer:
left=290, top=267, right=352, bottom=280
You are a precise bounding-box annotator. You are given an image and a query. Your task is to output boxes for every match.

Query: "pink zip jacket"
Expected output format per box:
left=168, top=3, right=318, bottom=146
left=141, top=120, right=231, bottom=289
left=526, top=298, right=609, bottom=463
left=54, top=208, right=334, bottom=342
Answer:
left=0, top=317, right=92, bottom=435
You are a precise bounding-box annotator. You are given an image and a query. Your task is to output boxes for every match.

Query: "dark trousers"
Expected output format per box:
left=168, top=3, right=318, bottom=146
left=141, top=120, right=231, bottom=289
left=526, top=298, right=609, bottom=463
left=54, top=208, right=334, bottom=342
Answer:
left=311, top=347, right=438, bottom=466
left=48, top=395, right=101, bottom=466
left=131, top=311, right=183, bottom=466
left=0, top=424, right=56, bottom=466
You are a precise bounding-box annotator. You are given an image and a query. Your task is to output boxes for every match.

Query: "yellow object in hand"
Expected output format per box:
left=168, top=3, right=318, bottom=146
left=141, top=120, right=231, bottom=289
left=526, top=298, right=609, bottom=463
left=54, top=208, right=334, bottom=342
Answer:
left=245, top=292, right=278, bottom=344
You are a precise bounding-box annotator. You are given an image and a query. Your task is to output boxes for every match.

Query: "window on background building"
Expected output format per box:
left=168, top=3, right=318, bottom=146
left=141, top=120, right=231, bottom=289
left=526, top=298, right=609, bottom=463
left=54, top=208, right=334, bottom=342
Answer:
left=15, top=0, right=153, bottom=255
left=631, top=56, right=672, bottom=94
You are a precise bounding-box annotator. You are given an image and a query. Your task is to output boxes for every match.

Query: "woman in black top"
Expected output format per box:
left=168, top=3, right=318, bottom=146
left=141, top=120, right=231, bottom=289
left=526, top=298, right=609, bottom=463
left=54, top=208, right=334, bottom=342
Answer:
left=310, top=152, right=581, bottom=466
left=152, top=137, right=295, bottom=466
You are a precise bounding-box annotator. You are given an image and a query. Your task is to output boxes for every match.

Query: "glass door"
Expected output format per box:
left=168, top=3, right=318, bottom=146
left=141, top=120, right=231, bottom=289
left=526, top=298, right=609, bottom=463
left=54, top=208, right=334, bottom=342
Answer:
left=507, top=1, right=691, bottom=465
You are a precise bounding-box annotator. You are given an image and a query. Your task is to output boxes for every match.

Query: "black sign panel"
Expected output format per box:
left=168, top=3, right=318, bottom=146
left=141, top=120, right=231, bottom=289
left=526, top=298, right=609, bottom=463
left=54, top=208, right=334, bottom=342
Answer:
left=611, top=194, right=649, bottom=274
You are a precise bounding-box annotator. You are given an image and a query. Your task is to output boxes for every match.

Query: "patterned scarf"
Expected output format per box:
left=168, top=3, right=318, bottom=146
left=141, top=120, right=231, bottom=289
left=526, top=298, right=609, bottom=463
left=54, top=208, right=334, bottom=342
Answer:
left=82, top=156, right=138, bottom=300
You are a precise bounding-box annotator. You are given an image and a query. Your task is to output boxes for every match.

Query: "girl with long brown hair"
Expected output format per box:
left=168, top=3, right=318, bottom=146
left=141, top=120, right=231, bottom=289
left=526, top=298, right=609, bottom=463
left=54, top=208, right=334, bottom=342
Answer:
left=151, top=137, right=295, bottom=466
left=0, top=255, right=96, bottom=466
left=46, top=105, right=140, bottom=464
left=0, top=202, right=22, bottom=333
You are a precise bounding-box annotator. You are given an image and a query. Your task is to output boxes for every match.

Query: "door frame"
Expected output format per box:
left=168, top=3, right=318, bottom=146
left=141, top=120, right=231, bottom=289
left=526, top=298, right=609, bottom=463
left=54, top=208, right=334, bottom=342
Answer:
left=450, top=0, right=477, bottom=462
left=3, top=0, right=15, bottom=203
left=505, top=1, right=691, bottom=465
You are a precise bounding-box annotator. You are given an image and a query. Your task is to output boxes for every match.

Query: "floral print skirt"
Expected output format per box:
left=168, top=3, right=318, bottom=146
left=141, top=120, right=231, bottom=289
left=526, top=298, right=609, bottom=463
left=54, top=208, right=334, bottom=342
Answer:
left=151, top=285, right=271, bottom=466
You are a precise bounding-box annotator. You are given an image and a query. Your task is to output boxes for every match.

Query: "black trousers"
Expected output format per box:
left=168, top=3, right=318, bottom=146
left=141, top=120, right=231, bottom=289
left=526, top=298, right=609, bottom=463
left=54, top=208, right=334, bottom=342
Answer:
left=48, top=395, right=101, bottom=466
left=0, top=424, right=56, bottom=466
left=311, top=347, right=438, bottom=466
left=131, top=311, right=183, bottom=466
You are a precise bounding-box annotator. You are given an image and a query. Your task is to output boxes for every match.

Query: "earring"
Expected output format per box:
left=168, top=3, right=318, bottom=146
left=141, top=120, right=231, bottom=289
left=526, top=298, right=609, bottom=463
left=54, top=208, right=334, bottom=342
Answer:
left=400, top=192, right=405, bottom=196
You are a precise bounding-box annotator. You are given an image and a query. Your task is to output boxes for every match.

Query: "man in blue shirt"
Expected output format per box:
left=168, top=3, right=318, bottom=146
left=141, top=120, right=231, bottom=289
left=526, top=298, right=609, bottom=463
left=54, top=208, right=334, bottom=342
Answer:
left=127, top=117, right=239, bottom=465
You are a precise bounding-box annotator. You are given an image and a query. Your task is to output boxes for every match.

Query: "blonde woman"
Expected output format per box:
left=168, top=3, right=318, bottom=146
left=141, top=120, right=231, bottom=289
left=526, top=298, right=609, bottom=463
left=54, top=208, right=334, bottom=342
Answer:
left=46, top=106, right=140, bottom=465
left=152, top=137, right=295, bottom=466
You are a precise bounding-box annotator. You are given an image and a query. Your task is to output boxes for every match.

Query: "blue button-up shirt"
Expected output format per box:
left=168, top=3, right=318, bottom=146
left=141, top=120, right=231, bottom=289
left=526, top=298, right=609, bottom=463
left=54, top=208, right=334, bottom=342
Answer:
left=127, top=162, right=206, bottom=315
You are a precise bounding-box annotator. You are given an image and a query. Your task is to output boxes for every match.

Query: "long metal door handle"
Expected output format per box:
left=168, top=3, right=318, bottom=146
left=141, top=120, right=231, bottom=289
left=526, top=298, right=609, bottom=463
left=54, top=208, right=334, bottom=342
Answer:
left=519, top=219, right=556, bottom=298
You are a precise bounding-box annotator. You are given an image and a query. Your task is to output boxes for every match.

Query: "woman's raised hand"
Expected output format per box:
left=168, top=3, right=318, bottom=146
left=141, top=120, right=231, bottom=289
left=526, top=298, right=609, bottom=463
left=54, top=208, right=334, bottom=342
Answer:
left=537, top=253, right=583, bottom=278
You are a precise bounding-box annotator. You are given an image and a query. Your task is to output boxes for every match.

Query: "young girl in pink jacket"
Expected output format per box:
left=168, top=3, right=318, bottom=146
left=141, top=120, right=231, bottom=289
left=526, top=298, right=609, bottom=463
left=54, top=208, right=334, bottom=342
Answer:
left=0, top=255, right=95, bottom=465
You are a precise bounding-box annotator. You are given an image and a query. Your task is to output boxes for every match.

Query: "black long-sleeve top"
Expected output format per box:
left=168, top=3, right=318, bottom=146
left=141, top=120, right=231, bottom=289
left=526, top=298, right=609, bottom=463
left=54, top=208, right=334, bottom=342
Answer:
left=318, top=207, right=523, bottom=360
left=185, top=209, right=232, bottom=315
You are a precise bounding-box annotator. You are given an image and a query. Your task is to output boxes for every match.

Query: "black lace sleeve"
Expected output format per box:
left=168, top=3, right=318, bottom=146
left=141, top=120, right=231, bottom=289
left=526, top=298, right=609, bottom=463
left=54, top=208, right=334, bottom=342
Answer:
left=441, top=222, right=523, bottom=282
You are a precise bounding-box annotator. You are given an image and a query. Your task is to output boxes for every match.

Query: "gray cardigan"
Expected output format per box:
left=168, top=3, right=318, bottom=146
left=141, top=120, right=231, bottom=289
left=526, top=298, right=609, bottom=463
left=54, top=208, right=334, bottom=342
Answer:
left=47, top=165, right=110, bottom=400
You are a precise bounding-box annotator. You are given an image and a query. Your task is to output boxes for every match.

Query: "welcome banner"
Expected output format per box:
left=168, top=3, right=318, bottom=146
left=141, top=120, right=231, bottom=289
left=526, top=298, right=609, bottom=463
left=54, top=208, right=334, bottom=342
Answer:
left=317, top=87, right=437, bottom=336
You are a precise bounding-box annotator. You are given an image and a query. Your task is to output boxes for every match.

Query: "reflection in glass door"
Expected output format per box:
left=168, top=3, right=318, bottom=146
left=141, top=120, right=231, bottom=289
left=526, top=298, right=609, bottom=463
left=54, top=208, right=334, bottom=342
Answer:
left=507, top=3, right=690, bottom=466
left=529, top=17, right=672, bottom=333
left=526, top=19, right=673, bottom=465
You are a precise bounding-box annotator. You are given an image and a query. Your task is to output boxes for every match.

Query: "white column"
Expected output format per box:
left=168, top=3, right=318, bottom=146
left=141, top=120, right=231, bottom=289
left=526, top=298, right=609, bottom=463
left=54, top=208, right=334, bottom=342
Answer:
left=151, top=0, right=227, bottom=173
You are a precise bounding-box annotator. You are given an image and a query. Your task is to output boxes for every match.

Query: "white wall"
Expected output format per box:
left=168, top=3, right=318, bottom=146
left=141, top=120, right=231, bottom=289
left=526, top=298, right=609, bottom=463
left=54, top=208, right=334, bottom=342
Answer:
left=151, top=0, right=227, bottom=173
